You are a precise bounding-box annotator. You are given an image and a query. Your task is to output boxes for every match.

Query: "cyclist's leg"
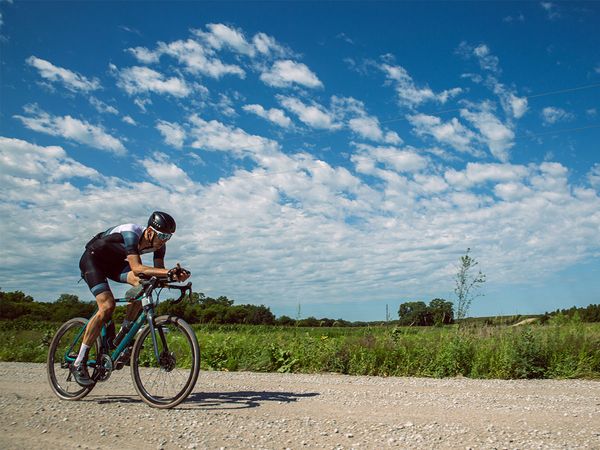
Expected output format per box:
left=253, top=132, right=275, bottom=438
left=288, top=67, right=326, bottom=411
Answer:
left=82, top=290, right=116, bottom=346
left=72, top=252, right=116, bottom=385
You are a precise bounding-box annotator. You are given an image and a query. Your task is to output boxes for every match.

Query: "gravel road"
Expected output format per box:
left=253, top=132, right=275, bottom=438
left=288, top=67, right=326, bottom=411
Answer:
left=1, top=362, right=599, bottom=449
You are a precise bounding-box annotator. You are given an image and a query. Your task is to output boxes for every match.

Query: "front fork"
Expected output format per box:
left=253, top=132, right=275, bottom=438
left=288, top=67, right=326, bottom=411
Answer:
left=144, top=307, right=169, bottom=363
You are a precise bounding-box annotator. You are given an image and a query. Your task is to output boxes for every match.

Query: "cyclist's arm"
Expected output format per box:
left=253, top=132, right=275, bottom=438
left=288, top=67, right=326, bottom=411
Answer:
left=153, top=244, right=166, bottom=269
left=127, top=254, right=189, bottom=281
left=127, top=254, right=169, bottom=278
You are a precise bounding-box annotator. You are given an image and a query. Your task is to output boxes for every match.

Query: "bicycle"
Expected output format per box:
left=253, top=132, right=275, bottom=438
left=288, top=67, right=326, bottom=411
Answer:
left=47, top=274, right=200, bottom=409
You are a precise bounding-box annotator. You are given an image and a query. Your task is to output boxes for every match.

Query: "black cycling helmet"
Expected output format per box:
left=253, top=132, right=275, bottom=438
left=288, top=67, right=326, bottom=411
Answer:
left=148, top=211, right=176, bottom=234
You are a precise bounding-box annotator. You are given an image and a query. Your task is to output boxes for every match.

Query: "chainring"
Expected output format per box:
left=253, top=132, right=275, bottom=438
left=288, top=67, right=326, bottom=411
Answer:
left=93, top=354, right=114, bottom=382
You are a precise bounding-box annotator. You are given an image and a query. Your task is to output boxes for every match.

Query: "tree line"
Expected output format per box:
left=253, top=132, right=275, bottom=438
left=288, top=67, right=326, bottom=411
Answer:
left=3, top=288, right=600, bottom=327
left=0, top=289, right=360, bottom=326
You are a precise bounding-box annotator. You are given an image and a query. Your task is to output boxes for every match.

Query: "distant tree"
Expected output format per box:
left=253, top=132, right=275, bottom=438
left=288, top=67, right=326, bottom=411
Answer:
left=0, top=290, right=34, bottom=303
left=239, top=304, right=276, bottom=325
left=56, top=293, right=80, bottom=305
left=398, top=301, right=431, bottom=326
left=298, top=316, right=320, bottom=327
left=276, top=315, right=296, bottom=326
left=52, top=293, right=94, bottom=322
left=319, top=318, right=335, bottom=327
left=454, top=248, right=486, bottom=320
left=200, top=304, right=229, bottom=324
left=429, top=298, right=454, bottom=325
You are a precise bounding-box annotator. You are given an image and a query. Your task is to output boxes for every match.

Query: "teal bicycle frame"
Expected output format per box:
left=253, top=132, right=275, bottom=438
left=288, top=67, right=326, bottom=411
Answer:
left=63, top=279, right=192, bottom=372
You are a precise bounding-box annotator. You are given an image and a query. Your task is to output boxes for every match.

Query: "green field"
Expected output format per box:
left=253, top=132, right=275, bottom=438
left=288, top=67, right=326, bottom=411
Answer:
left=2, top=318, right=599, bottom=379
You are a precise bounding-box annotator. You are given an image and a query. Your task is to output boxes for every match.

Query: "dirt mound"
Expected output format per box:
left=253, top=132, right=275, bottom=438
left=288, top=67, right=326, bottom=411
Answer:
left=512, top=317, right=539, bottom=326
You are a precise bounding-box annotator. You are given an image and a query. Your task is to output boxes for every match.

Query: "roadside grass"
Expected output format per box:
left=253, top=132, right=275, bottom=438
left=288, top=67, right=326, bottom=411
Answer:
left=1, top=319, right=599, bottom=379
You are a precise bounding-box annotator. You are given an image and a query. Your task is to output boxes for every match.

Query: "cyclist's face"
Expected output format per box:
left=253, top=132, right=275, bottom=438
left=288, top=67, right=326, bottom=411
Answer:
left=148, top=228, right=170, bottom=247
left=140, top=229, right=163, bottom=250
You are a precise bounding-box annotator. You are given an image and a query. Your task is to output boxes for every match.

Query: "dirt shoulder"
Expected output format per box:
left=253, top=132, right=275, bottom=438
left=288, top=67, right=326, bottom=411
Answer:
left=1, top=362, right=599, bottom=449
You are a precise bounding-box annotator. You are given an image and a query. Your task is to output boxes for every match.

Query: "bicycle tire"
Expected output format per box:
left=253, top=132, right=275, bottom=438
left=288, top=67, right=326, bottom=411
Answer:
left=47, top=317, right=99, bottom=401
left=131, top=315, right=200, bottom=409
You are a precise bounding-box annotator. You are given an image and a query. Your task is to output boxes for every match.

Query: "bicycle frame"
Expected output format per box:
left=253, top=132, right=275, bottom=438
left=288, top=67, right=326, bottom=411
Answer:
left=63, top=279, right=192, bottom=370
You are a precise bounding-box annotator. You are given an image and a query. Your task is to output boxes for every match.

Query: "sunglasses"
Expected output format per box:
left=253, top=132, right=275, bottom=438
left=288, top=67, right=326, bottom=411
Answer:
left=149, top=226, right=172, bottom=241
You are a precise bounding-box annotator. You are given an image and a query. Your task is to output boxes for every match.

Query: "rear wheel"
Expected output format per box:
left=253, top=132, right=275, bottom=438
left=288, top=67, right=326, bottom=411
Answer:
left=131, top=315, right=200, bottom=409
left=47, top=318, right=99, bottom=400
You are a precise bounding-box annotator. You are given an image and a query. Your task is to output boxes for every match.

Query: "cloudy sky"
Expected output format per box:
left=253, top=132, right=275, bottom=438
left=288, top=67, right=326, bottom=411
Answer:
left=1, top=1, right=599, bottom=320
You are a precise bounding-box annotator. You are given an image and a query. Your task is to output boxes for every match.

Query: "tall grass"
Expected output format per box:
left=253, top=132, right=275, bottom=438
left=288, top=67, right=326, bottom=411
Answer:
left=193, top=322, right=600, bottom=379
left=1, top=320, right=599, bottom=379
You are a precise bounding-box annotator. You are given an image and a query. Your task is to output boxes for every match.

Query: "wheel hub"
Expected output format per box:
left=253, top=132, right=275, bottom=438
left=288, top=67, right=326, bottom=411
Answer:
left=159, top=351, right=176, bottom=372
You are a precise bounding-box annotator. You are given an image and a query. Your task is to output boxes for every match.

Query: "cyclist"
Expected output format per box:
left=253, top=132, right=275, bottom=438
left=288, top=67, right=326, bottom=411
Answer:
left=72, top=211, right=190, bottom=386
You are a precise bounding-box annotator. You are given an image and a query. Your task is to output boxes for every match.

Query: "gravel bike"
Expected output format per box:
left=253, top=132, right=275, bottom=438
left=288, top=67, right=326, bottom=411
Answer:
left=47, top=275, right=200, bottom=409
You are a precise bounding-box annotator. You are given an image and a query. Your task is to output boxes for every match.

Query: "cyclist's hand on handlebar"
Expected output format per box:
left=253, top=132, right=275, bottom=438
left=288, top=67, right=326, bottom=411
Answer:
left=167, top=263, right=191, bottom=282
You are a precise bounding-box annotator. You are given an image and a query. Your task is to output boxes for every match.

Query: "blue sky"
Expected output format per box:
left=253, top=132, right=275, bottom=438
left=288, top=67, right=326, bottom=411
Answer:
left=1, top=1, right=599, bottom=321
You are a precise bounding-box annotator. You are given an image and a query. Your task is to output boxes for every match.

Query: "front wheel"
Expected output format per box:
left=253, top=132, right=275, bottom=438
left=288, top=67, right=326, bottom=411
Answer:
left=47, top=317, right=99, bottom=400
left=131, top=315, right=200, bottom=409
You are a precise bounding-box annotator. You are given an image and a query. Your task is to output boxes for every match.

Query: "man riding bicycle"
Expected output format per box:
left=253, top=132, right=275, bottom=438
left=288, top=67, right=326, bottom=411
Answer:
left=73, top=211, right=190, bottom=386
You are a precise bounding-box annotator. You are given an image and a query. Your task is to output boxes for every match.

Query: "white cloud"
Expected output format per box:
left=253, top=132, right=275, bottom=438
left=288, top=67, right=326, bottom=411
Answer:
left=352, top=143, right=428, bottom=174
left=141, top=152, right=195, bottom=192
left=380, top=62, right=462, bottom=108
left=26, top=56, right=100, bottom=92
left=13, top=106, right=126, bottom=155
left=122, top=115, right=137, bottom=125
left=458, top=42, right=501, bottom=74
left=494, top=182, right=533, bottom=201
left=540, top=2, right=560, bottom=20
left=588, top=164, right=600, bottom=188
left=243, top=104, right=292, bottom=128
left=260, top=60, right=323, bottom=89
left=444, top=162, right=529, bottom=188
left=133, top=97, right=152, bottom=112
left=156, top=120, right=186, bottom=149
left=89, top=97, right=118, bottom=115
left=159, top=39, right=245, bottom=79
left=131, top=24, right=289, bottom=79
left=506, top=93, right=528, bottom=119
left=195, top=23, right=255, bottom=56
left=331, top=96, right=401, bottom=144
left=348, top=117, right=401, bottom=144
left=0, top=136, right=98, bottom=182
left=278, top=96, right=341, bottom=130
left=460, top=107, right=515, bottom=161
left=541, top=106, right=574, bottom=126
left=215, top=93, right=237, bottom=117
left=458, top=43, right=528, bottom=121
left=188, top=115, right=279, bottom=159
left=194, top=23, right=290, bottom=58
left=407, top=113, right=478, bottom=154
left=473, top=44, right=500, bottom=73
left=252, top=32, right=289, bottom=58
left=127, top=46, right=161, bottom=64
left=116, top=65, right=191, bottom=97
